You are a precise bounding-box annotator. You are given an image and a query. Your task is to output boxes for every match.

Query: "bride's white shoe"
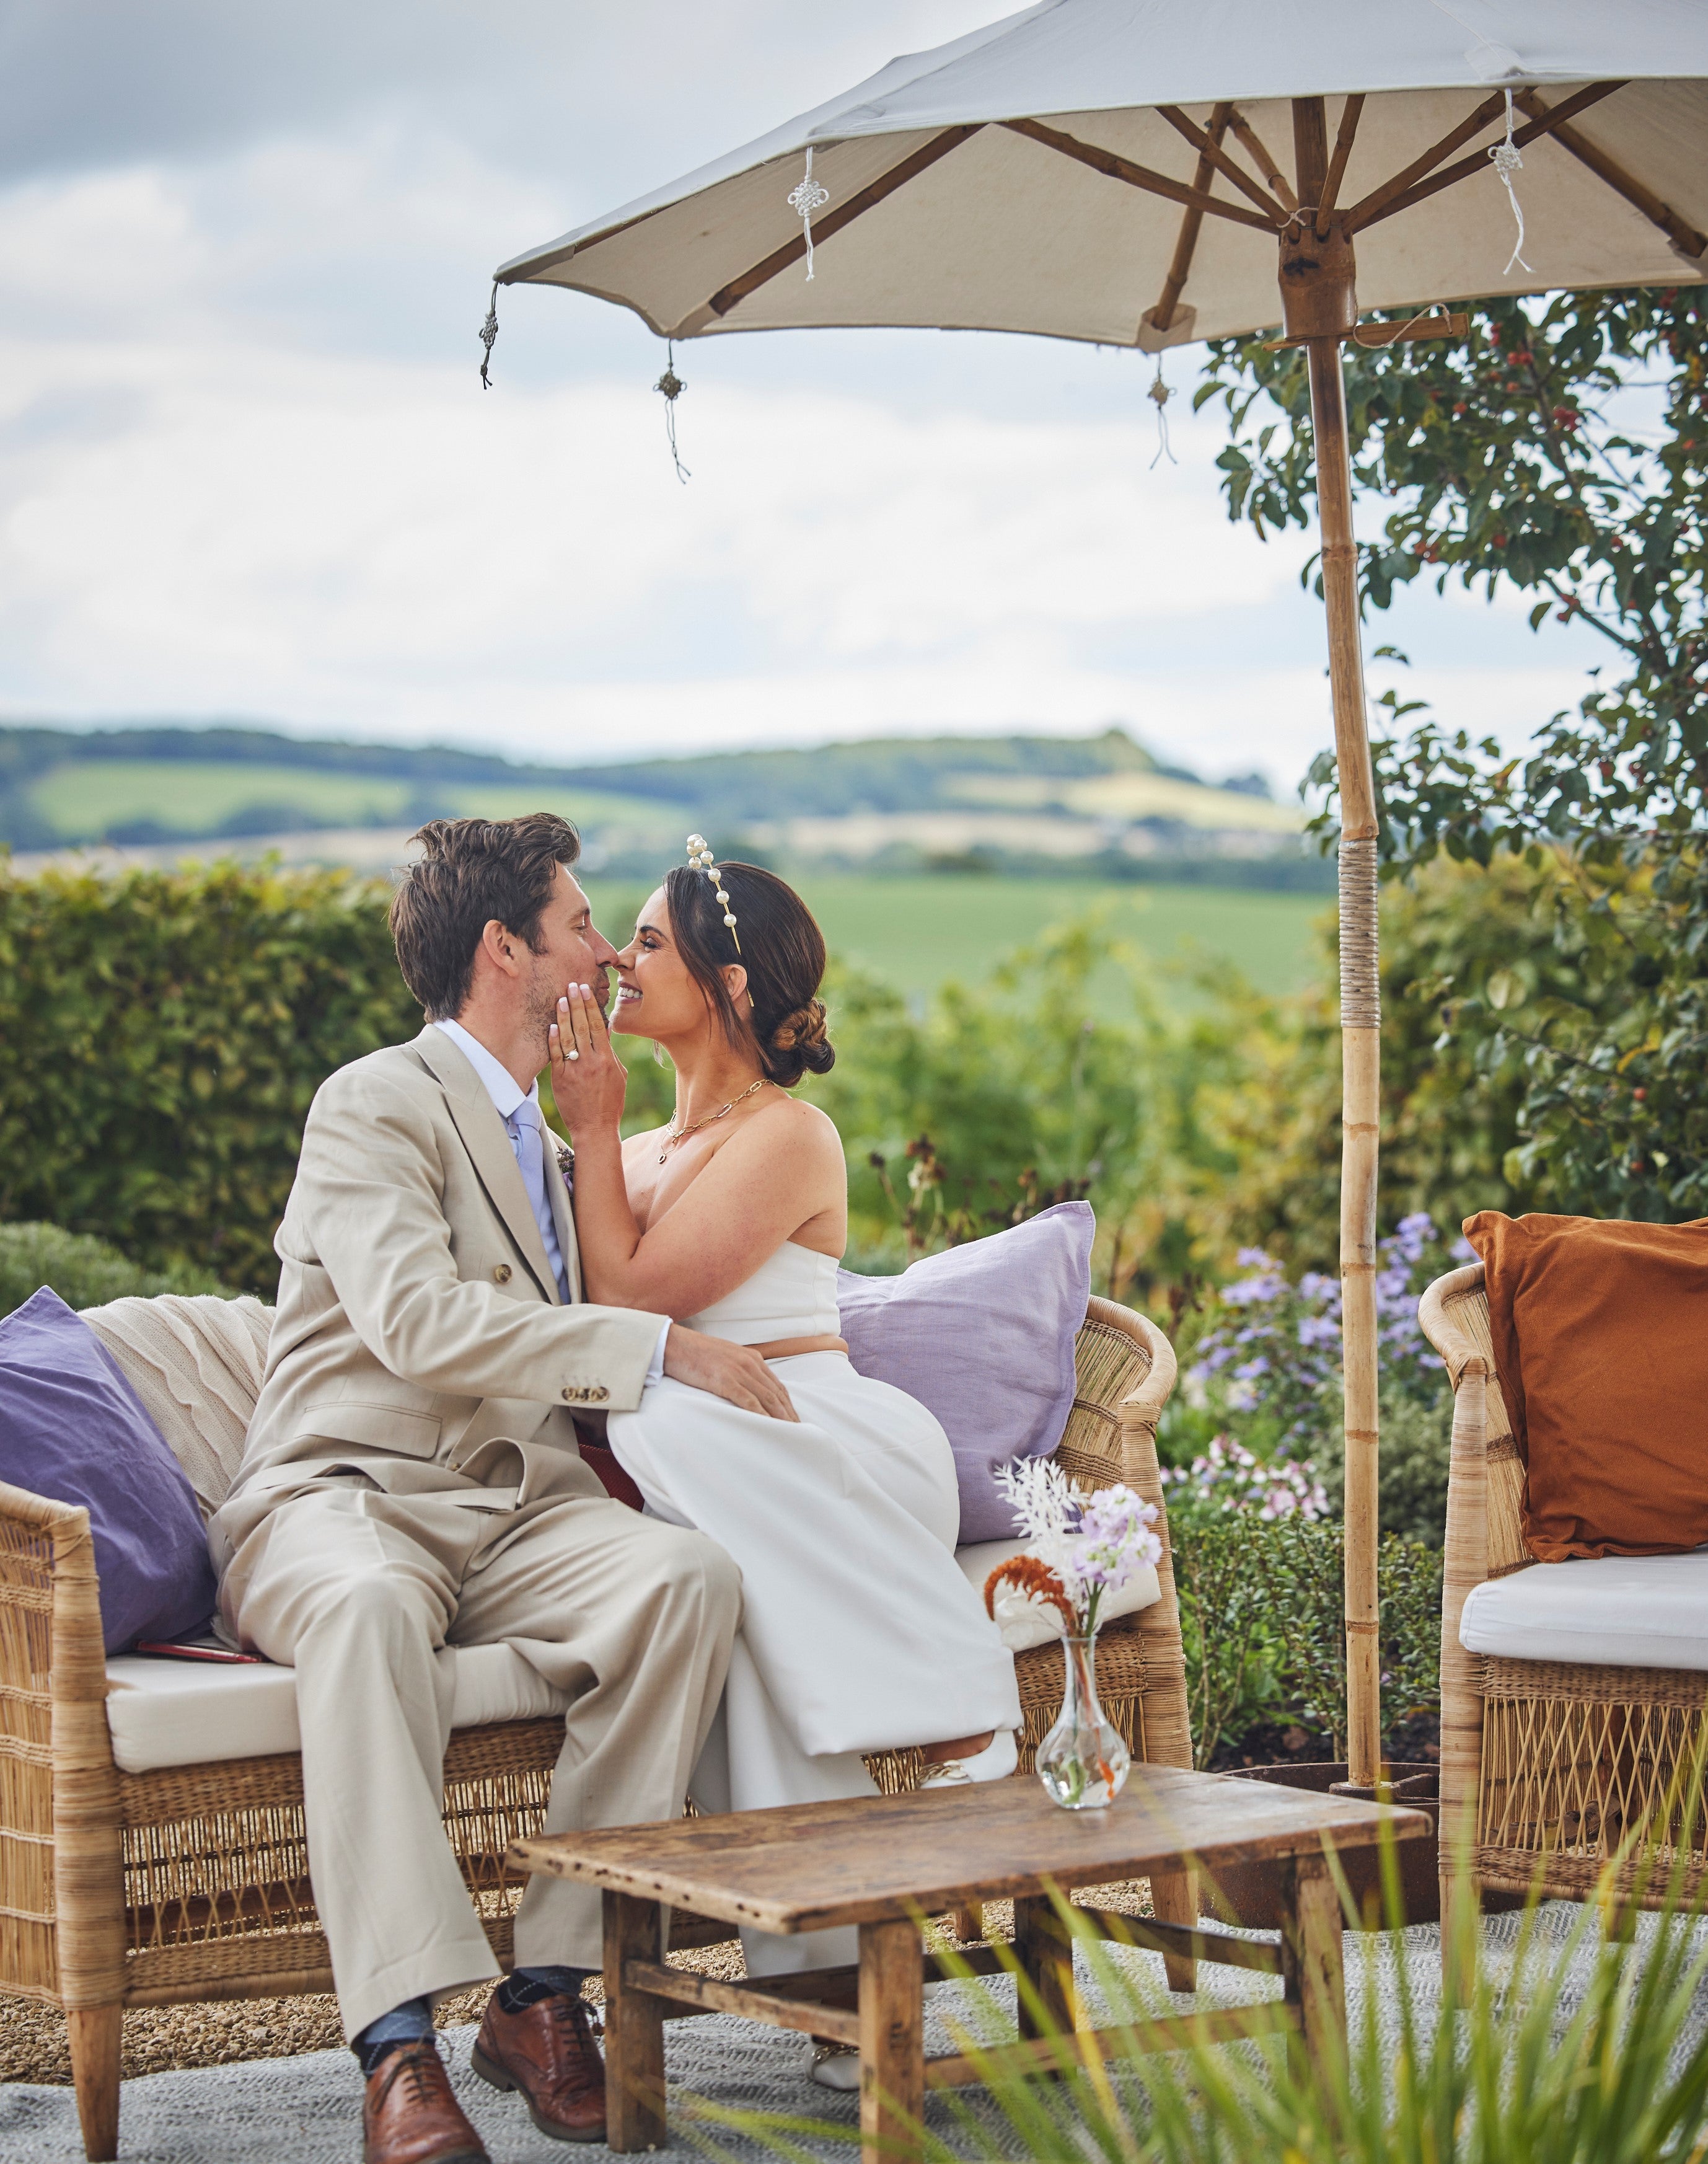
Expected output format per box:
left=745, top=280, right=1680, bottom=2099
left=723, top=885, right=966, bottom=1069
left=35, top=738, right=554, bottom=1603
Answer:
left=809, top=2042, right=863, bottom=2091
left=917, top=1728, right=1019, bottom=1790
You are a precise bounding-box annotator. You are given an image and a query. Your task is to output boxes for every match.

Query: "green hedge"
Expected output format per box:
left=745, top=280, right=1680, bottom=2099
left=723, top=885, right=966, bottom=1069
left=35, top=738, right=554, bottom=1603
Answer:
left=0, top=1221, right=229, bottom=1321
left=0, top=862, right=419, bottom=1293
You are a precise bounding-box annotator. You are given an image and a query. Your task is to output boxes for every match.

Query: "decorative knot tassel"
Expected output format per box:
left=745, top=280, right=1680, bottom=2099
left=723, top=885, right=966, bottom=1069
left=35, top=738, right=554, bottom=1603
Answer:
left=787, top=148, right=830, bottom=283
left=1489, top=90, right=1533, bottom=275
left=1148, top=356, right=1176, bottom=469
left=654, top=345, right=690, bottom=484
left=478, top=283, right=500, bottom=390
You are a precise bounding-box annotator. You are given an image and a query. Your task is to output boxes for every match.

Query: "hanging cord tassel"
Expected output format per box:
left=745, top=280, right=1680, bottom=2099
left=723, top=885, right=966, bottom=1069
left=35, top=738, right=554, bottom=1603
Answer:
left=1148, top=354, right=1176, bottom=469
left=478, top=282, right=500, bottom=390
left=1489, top=89, right=1533, bottom=275
left=787, top=147, right=830, bottom=281
left=654, top=343, right=690, bottom=484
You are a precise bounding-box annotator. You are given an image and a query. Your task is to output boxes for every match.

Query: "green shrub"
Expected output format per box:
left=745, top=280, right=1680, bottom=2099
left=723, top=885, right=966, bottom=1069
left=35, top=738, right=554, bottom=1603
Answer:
left=0, top=854, right=1541, bottom=1315
left=1173, top=1515, right=1442, bottom=1767
left=0, top=1221, right=229, bottom=1321
left=0, top=860, right=419, bottom=1292
left=1317, top=1385, right=1453, bottom=1548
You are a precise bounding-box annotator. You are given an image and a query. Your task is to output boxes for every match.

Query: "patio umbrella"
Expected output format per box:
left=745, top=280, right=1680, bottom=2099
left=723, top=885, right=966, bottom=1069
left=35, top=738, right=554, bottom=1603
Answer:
left=496, top=1, right=1708, bottom=1790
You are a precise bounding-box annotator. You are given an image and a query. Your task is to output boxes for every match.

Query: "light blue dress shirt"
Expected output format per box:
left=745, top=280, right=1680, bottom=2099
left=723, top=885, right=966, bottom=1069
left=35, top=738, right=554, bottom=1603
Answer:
left=431, top=1017, right=669, bottom=1383
left=433, top=1017, right=568, bottom=1300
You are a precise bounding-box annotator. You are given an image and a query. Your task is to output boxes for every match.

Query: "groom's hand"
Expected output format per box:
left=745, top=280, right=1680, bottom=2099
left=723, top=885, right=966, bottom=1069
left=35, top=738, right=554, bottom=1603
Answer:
left=663, top=1325, right=799, bottom=1423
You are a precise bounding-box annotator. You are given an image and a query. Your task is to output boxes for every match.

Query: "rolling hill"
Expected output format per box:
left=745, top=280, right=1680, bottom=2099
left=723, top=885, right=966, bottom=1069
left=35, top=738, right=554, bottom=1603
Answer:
left=0, top=720, right=1320, bottom=888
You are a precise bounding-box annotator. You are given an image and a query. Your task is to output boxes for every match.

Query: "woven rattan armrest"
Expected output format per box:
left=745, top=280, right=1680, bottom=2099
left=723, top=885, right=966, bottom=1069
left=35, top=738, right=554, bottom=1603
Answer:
left=0, top=1478, right=126, bottom=2153
left=1420, top=1259, right=1537, bottom=1929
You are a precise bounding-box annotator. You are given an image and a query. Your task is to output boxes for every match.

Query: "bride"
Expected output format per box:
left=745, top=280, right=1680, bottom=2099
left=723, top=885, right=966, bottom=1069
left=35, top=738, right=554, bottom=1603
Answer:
left=547, top=842, right=1021, bottom=1979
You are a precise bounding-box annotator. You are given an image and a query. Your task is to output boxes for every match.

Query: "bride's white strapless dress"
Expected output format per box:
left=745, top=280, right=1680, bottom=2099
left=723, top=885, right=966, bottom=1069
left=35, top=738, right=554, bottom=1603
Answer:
left=607, top=1240, right=1021, bottom=1974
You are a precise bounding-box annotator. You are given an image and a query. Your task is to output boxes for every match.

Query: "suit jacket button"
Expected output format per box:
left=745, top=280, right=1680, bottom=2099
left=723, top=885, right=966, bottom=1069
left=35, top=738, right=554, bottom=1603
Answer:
left=493, top=1263, right=512, bottom=1284
left=592, top=1386, right=609, bottom=1403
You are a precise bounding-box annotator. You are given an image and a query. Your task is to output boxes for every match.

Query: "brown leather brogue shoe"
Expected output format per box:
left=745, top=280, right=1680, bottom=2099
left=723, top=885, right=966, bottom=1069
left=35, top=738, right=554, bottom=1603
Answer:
left=361, top=2039, right=488, bottom=2164
left=470, top=1988, right=607, bottom=2144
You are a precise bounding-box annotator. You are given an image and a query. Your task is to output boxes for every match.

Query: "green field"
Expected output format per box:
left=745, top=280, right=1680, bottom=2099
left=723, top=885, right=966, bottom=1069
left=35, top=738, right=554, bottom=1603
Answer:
left=588, top=875, right=1329, bottom=1005
left=25, top=761, right=672, bottom=839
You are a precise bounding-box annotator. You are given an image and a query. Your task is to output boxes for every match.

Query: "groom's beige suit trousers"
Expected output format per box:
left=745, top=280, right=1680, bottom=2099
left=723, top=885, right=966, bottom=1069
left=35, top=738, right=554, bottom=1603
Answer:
left=211, top=1027, right=741, bottom=2041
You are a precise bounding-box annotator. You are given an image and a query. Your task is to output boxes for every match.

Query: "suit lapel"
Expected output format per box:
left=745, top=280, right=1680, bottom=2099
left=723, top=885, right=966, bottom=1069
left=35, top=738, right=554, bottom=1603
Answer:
left=412, top=1028, right=561, bottom=1305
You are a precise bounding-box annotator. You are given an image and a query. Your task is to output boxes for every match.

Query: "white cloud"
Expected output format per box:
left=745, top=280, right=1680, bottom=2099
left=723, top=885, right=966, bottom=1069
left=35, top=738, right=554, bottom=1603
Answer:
left=0, top=41, right=1606, bottom=795
left=0, top=151, right=1326, bottom=779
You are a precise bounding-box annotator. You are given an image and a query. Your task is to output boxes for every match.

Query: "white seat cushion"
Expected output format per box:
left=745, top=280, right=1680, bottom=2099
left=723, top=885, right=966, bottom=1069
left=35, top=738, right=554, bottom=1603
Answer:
left=104, top=1641, right=572, bottom=1775
left=1460, top=1548, right=1708, bottom=1672
left=955, top=1538, right=1160, bottom=1653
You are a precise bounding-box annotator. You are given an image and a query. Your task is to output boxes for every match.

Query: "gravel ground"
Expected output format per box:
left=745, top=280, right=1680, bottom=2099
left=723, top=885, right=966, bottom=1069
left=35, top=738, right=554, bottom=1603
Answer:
left=1, top=1885, right=1148, bottom=2090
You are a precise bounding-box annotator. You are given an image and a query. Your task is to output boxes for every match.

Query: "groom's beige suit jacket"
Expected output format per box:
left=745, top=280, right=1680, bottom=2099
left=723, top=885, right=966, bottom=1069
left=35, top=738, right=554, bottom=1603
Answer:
left=211, top=1024, right=665, bottom=1571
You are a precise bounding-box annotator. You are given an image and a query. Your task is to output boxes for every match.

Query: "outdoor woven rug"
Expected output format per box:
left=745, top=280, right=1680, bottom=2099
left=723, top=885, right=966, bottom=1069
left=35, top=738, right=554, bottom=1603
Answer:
left=4, top=1907, right=1703, bottom=2163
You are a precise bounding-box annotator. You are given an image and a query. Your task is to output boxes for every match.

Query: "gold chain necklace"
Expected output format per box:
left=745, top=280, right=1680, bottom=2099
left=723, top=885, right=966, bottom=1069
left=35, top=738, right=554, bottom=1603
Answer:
left=658, top=1077, right=767, bottom=1163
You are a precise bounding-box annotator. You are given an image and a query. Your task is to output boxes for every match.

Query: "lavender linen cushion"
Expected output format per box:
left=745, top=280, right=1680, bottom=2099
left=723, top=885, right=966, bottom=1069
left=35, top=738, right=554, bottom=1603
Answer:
left=0, top=1287, right=217, bottom=1652
left=837, top=1201, right=1094, bottom=1540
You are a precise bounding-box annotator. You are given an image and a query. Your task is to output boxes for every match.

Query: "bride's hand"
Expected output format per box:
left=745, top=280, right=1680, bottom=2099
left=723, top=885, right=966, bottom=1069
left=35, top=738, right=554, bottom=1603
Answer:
left=547, top=982, right=627, bottom=1136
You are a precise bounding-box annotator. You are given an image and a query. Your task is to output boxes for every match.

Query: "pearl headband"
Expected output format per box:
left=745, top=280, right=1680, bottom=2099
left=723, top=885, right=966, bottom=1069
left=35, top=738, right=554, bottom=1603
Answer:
left=685, top=834, right=741, bottom=955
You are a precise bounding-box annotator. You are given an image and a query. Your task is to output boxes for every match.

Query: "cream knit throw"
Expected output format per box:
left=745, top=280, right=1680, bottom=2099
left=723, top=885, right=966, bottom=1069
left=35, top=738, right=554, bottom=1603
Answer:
left=81, top=1294, right=273, bottom=1519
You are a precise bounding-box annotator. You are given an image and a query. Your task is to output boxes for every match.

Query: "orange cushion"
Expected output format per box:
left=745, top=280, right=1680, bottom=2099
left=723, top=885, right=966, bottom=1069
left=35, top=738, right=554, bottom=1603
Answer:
left=1463, top=1213, right=1708, bottom=1562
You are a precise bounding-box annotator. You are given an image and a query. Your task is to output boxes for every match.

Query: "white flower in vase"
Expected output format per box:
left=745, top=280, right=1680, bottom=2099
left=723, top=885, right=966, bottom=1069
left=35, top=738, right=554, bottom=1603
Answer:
left=984, top=1460, right=1164, bottom=1811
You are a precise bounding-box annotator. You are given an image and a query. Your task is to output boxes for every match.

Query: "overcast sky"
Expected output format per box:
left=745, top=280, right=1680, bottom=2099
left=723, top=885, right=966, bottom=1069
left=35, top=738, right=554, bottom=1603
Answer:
left=0, top=0, right=1603, bottom=788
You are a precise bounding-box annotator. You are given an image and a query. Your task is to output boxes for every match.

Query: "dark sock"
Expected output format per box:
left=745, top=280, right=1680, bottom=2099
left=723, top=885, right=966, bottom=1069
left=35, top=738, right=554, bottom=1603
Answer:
left=353, top=1998, right=434, bottom=2075
left=496, top=1964, right=589, bottom=2013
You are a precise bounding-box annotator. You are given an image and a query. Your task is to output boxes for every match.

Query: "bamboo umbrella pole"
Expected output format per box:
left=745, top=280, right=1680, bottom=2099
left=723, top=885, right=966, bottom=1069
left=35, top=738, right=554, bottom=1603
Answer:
left=1287, top=98, right=1383, bottom=1790
left=1311, top=337, right=1383, bottom=1791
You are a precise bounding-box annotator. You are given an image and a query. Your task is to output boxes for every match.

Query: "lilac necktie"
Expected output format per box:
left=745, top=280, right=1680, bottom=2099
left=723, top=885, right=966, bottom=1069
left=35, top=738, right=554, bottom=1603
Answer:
left=503, top=1100, right=568, bottom=1302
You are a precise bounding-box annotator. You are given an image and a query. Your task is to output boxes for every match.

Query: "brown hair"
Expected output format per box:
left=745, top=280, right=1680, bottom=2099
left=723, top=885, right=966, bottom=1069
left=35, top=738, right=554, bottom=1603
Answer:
left=390, top=813, right=581, bottom=1019
left=662, top=861, right=834, bottom=1088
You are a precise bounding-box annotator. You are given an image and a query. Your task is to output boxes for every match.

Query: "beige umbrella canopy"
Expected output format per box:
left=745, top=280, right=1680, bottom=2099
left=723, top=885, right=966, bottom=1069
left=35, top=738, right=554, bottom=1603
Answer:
left=499, top=0, right=1708, bottom=1789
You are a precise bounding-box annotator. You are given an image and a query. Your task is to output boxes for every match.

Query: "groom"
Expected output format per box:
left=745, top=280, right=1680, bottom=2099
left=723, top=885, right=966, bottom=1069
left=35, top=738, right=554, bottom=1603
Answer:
left=211, top=813, right=795, bottom=2164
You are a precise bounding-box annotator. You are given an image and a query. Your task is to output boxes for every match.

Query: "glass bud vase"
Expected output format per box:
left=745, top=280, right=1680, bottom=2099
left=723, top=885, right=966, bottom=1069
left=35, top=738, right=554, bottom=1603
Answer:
left=1036, top=1633, right=1131, bottom=1811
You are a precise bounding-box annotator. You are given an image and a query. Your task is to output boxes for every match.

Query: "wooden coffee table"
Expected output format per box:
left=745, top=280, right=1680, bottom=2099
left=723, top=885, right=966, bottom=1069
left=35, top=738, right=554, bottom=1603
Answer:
left=510, top=1765, right=1428, bottom=2160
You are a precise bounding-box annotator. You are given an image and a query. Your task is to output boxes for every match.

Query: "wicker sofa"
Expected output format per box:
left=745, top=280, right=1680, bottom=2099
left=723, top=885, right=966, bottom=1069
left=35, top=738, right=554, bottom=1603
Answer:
left=1422, top=1261, right=1708, bottom=1925
left=0, top=1289, right=1189, bottom=2160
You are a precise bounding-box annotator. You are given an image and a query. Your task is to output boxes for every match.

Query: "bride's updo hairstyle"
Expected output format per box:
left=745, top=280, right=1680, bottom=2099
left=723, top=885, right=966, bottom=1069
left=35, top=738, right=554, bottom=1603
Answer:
left=662, top=861, right=835, bottom=1088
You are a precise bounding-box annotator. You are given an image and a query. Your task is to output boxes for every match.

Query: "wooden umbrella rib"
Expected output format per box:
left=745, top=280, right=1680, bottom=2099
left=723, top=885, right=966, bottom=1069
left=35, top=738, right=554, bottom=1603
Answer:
left=1158, top=105, right=1292, bottom=220
left=1226, top=108, right=1298, bottom=213
left=1350, top=80, right=1626, bottom=232
left=1318, top=93, right=1365, bottom=223
left=1003, top=116, right=1276, bottom=231
left=707, top=125, right=982, bottom=317
left=1150, top=102, right=1234, bottom=332
left=1515, top=87, right=1706, bottom=260
left=1340, top=91, right=1510, bottom=231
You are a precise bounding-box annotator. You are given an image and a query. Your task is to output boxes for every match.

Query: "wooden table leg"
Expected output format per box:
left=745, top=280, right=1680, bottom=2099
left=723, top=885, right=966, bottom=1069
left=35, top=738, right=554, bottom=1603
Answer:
left=1013, top=1893, right=1077, bottom=2040
left=1150, top=1868, right=1200, bottom=1994
left=950, top=1901, right=985, bottom=1944
left=859, top=1917, right=923, bottom=2164
left=604, top=1891, right=668, bottom=2151
left=1279, top=1853, right=1345, bottom=2086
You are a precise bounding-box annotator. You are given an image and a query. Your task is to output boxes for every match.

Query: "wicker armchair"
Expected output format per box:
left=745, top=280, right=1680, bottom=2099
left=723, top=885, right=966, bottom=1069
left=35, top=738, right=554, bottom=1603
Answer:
left=0, top=1292, right=1188, bottom=2161
left=1421, top=1261, right=1708, bottom=1923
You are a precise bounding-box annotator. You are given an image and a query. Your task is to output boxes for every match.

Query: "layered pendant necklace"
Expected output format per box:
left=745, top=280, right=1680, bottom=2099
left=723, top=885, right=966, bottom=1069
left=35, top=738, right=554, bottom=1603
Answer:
left=658, top=1077, right=767, bottom=1163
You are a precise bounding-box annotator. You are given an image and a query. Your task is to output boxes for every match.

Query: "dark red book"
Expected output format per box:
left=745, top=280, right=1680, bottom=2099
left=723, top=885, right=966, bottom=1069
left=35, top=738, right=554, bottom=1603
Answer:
left=133, top=1636, right=266, bottom=1664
